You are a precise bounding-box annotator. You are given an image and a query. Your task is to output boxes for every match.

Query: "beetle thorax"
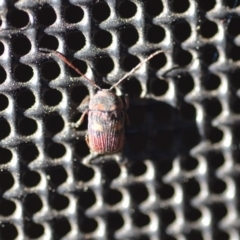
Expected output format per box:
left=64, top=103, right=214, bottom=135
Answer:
left=89, top=90, right=124, bottom=111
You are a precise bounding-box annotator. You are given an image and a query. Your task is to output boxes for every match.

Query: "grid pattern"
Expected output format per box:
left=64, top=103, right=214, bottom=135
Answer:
left=0, top=0, right=240, bottom=239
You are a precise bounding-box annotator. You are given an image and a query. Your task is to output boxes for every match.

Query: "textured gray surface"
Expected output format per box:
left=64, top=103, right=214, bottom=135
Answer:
left=0, top=0, right=239, bottom=239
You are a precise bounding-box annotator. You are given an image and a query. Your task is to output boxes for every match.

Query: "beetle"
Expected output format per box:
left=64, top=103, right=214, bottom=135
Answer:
left=40, top=48, right=162, bottom=154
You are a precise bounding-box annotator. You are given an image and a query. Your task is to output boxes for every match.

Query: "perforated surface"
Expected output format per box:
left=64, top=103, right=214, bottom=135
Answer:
left=0, top=0, right=240, bottom=239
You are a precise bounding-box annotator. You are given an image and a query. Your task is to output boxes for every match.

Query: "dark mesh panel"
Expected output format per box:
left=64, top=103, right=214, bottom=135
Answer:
left=0, top=0, right=239, bottom=239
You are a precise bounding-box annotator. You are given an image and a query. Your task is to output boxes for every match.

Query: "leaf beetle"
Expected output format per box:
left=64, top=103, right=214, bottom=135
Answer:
left=40, top=48, right=162, bottom=154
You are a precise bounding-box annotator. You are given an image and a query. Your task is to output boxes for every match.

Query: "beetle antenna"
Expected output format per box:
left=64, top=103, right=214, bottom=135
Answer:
left=39, top=48, right=101, bottom=90
left=110, top=50, right=163, bottom=90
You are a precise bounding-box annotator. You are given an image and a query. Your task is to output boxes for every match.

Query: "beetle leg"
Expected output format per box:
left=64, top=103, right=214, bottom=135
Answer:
left=85, top=134, right=90, bottom=146
left=82, top=151, right=99, bottom=165
left=69, top=110, right=88, bottom=128
left=78, top=96, right=90, bottom=113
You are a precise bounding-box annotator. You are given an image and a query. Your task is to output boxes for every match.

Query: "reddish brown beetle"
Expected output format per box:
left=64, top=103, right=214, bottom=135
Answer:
left=40, top=48, right=162, bottom=154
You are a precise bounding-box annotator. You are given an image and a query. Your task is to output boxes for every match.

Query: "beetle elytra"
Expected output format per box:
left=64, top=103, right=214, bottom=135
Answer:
left=40, top=48, right=162, bottom=154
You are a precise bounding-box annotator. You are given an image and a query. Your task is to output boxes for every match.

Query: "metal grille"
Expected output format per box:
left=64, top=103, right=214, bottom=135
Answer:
left=0, top=0, right=239, bottom=239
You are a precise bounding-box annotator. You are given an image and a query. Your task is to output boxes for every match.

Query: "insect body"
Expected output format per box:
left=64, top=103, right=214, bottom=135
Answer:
left=40, top=48, right=162, bottom=154
left=86, top=90, right=126, bottom=153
